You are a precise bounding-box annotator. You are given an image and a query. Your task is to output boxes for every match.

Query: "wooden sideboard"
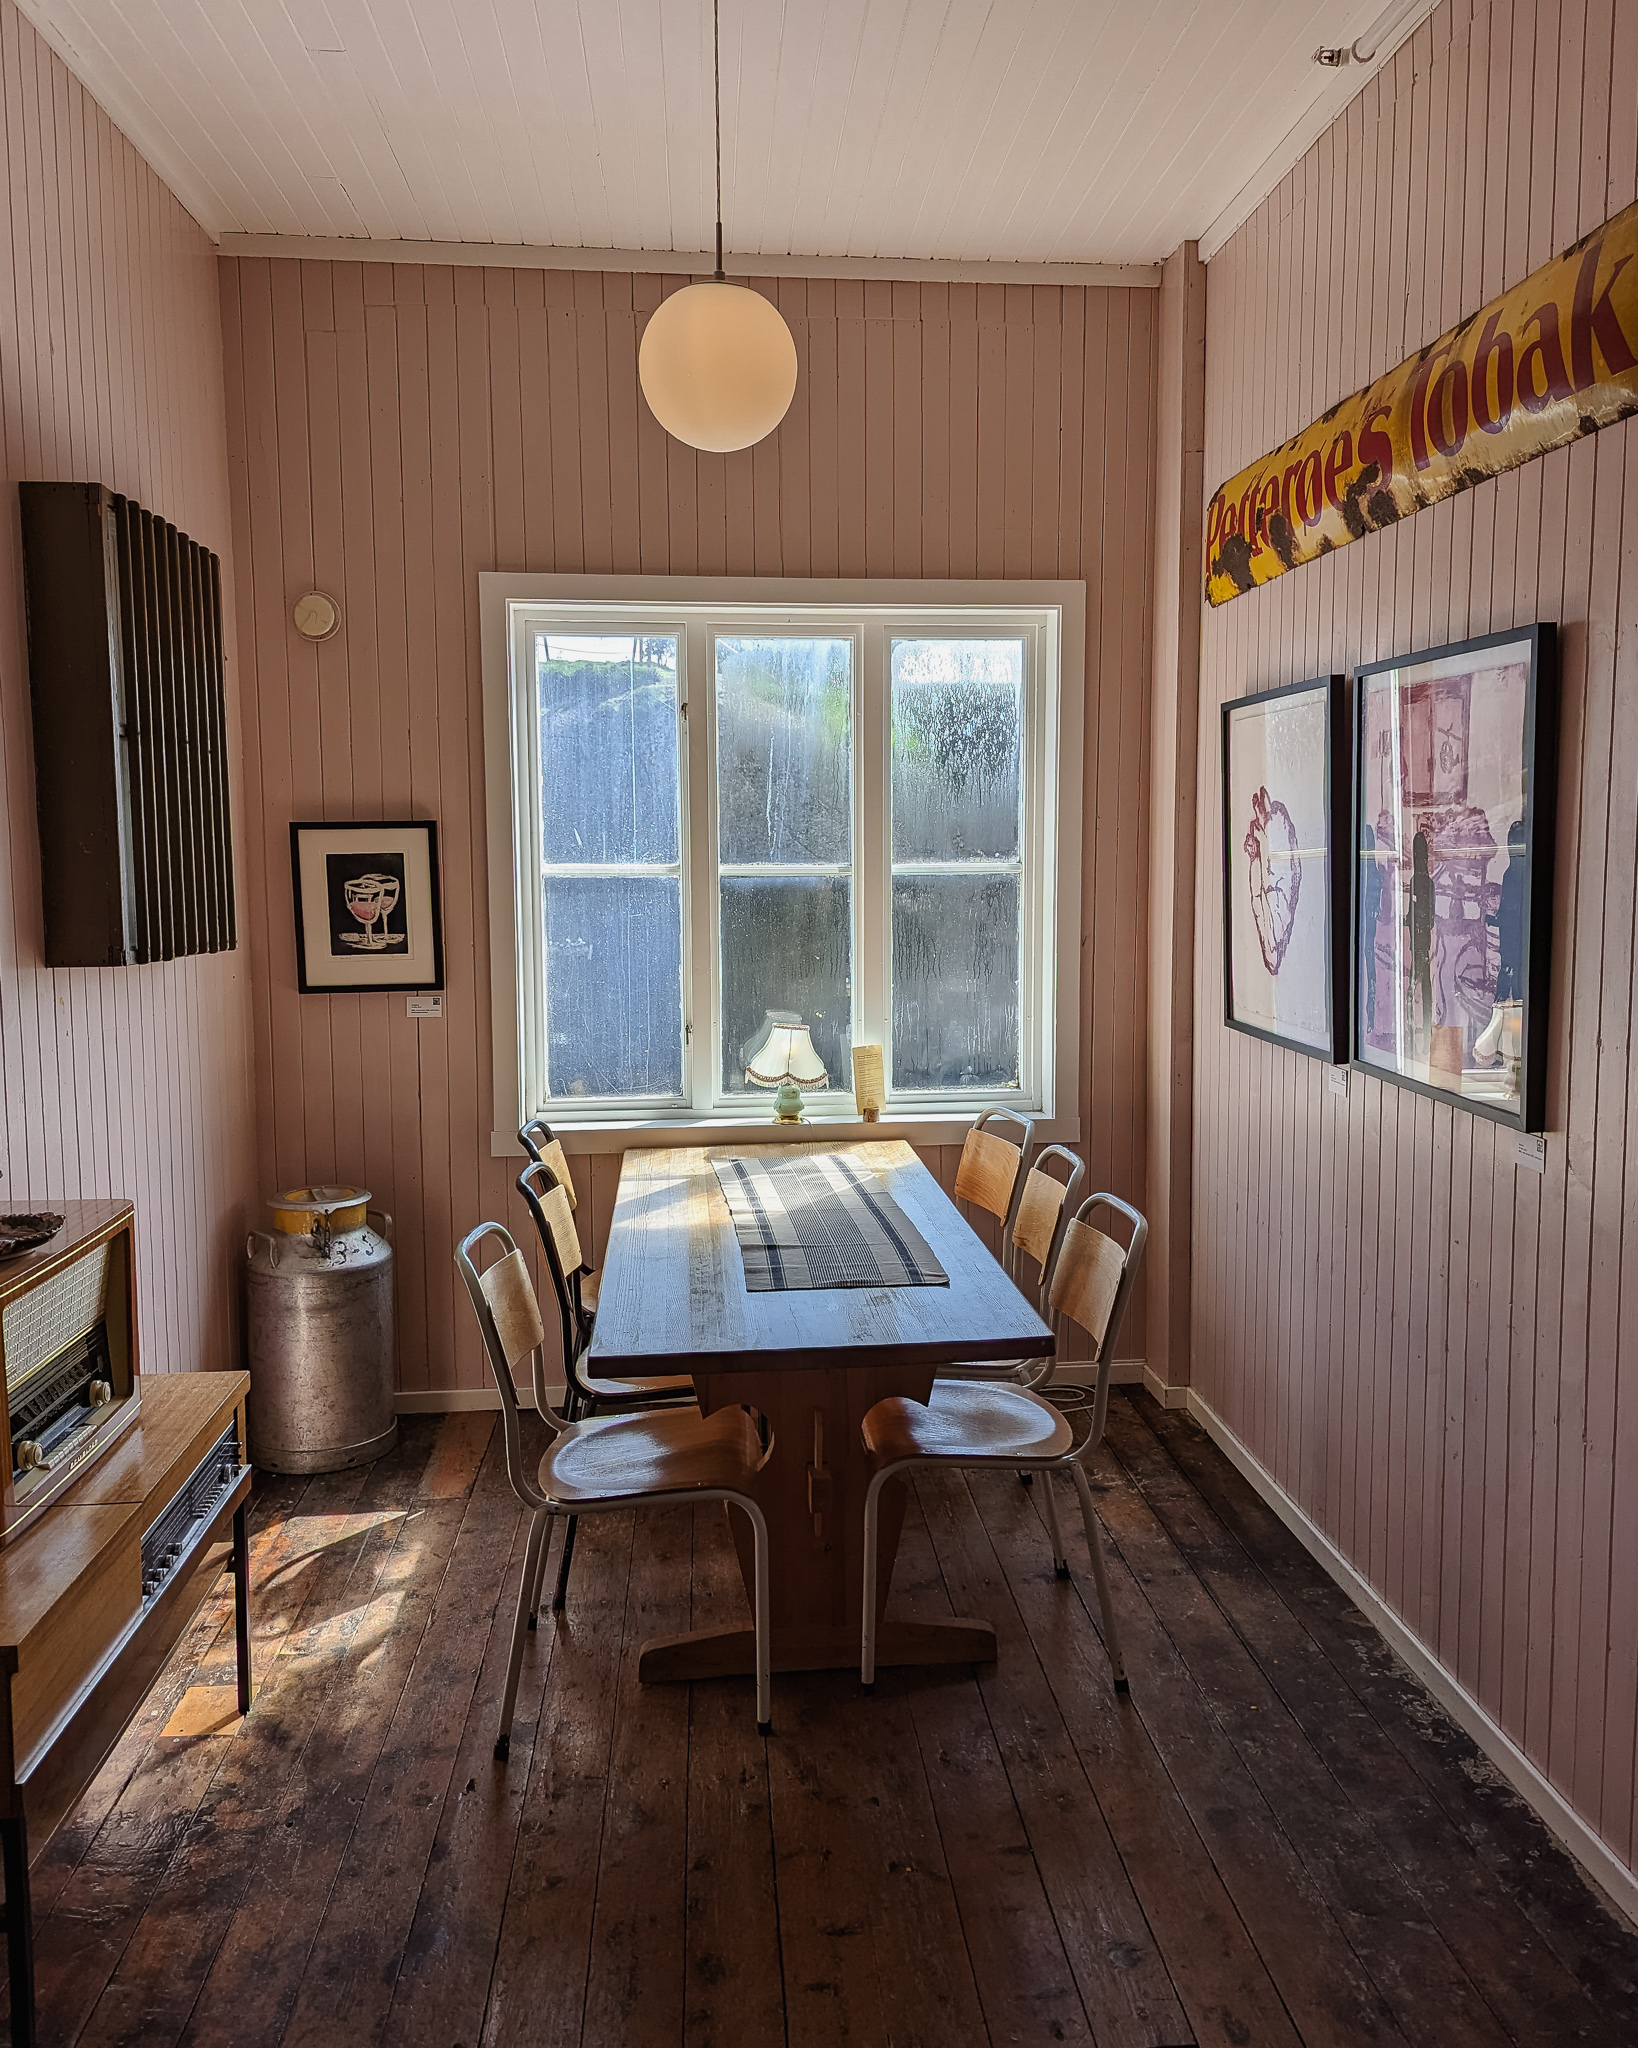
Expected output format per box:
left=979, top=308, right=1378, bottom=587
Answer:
left=0, top=1370, right=252, bottom=2046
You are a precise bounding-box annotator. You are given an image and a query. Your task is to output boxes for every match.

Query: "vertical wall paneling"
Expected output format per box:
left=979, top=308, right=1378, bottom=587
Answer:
left=0, top=0, right=253, bottom=1368
left=220, top=260, right=1161, bottom=1394
left=1196, top=0, right=1638, bottom=1881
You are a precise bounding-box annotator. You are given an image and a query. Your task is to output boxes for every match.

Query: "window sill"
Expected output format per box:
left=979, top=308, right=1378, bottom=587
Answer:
left=492, top=1109, right=1082, bottom=1158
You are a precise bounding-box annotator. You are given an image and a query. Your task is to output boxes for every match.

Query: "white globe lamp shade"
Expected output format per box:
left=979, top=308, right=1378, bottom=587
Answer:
left=638, top=281, right=798, bottom=452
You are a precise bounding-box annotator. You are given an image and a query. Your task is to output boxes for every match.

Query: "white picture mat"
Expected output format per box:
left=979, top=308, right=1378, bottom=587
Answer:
left=1354, top=634, right=1532, bottom=1115
left=1226, top=687, right=1331, bottom=1051
left=296, top=826, right=439, bottom=987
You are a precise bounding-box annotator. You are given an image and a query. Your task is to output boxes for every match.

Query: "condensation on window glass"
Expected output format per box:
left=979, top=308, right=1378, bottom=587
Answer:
left=891, top=874, right=1019, bottom=1091
left=891, top=639, right=1023, bottom=862
left=538, top=633, right=680, bottom=865
left=543, top=876, right=683, bottom=1098
left=716, top=638, right=852, bottom=865
left=719, top=876, right=852, bottom=1097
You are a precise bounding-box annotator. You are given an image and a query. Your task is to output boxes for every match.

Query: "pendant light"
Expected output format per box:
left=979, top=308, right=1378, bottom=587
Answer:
left=638, top=0, right=797, bottom=453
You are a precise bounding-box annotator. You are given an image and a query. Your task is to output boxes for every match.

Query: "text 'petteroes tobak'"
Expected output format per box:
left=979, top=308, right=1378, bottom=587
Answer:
left=1205, top=198, right=1638, bottom=606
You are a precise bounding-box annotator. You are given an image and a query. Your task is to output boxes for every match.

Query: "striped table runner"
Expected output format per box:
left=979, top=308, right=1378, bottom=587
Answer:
left=712, top=1152, right=949, bottom=1292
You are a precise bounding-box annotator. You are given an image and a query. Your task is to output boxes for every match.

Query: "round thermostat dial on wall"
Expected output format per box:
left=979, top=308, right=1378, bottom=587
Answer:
left=293, top=590, right=341, bottom=641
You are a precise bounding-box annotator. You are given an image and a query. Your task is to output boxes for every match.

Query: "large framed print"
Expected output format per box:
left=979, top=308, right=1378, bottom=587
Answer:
left=1222, top=676, right=1346, bottom=1061
left=291, top=820, right=444, bottom=993
left=1350, top=625, right=1558, bottom=1131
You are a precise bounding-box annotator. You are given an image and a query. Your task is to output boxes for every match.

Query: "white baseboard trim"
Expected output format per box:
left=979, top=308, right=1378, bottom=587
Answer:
left=1184, top=1386, right=1638, bottom=1930
left=1052, top=1359, right=1145, bottom=1388
left=396, top=1387, right=564, bottom=1413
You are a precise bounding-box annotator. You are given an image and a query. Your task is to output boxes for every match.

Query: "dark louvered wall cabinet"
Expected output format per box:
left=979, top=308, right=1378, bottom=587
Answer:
left=20, top=482, right=236, bottom=967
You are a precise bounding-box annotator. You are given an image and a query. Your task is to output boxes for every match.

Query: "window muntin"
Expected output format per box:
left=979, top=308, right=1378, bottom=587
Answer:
left=503, top=601, right=1064, bottom=1125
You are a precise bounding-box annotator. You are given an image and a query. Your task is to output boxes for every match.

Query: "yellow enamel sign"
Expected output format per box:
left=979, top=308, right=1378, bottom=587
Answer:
left=1205, top=199, right=1638, bottom=605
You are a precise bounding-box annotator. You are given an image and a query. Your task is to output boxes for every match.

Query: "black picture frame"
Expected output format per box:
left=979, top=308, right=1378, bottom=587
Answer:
left=1221, top=674, right=1348, bottom=1063
left=1349, top=624, right=1557, bottom=1132
left=290, top=819, right=444, bottom=994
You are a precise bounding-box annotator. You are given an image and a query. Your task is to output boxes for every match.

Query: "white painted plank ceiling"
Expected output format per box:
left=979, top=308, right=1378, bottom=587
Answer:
left=16, top=0, right=1433, bottom=264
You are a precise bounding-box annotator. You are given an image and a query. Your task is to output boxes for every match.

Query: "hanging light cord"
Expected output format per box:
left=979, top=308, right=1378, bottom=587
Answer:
left=713, top=0, right=724, bottom=280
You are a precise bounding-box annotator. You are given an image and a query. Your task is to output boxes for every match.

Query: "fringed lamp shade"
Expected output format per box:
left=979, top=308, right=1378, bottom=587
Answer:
left=743, top=1012, right=829, bottom=1090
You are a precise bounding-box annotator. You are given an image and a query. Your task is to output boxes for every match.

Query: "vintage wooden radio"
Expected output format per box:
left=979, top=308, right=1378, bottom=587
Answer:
left=0, top=1202, right=140, bottom=1545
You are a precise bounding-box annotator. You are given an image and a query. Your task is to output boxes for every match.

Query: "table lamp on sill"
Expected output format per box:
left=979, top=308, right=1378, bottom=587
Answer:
left=744, top=1010, right=829, bottom=1123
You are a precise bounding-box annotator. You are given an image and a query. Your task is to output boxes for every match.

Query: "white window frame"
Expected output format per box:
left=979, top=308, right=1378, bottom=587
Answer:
left=482, top=575, right=1084, bottom=1154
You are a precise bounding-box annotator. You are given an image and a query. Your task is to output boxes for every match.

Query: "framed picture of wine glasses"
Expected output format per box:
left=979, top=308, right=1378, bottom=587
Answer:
left=290, top=820, right=444, bottom=994
left=1350, top=625, right=1558, bottom=1131
left=1221, top=675, right=1347, bottom=1061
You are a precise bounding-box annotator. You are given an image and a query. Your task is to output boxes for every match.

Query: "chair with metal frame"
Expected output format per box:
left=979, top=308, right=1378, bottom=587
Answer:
left=859, top=1191, right=1146, bottom=1695
left=518, top=1117, right=601, bottom=1319
left=938, top=1142, right=1085, bottom=1384
left=456, top=1220, right=774, bottom=1758
left=951, top=1107, right=1036, bottom=1274
left=516, top=1157, right=694, bottom=1616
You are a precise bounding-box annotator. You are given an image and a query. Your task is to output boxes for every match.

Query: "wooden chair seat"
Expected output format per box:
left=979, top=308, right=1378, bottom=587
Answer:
left=514, top=1151, right=697, bottom=1609
left=456, top=1224, right=776, bottom=1750
left=863, top=1382, right=1072, bottom=1466
left=860, top=1192, right=1148, bottom=1696
left=581, top=1368, right=690, bottom=1402
left=538, top=1401, right=765, bottom=1507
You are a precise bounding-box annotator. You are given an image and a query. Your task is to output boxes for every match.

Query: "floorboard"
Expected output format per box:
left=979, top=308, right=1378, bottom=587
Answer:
left=19, top=1397, right=1638, bottom=2048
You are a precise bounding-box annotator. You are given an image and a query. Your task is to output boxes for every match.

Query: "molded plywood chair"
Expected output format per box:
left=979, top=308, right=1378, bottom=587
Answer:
left=516, top=1158, right=694, bottom=1616
left=952, top=1109, right=1037, bottom=1271
left=456, top=1221, right=774, bottom=1758
left=938, top=1143, right=1085, bottom=1385
left=860, top=1192, right=1146, bottom=1694
left=518, top=1118, right=600, bottom=1319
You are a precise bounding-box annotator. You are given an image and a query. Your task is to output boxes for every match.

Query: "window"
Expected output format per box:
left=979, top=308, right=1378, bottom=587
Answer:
left=484, top=579, right=1082, bottom=1140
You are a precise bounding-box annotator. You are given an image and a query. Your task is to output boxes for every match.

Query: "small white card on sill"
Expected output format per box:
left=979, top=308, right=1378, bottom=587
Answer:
left=1327, top=1065, right=1349, bottom=1097
left=407, top=993, right=443, bottom=1019
left=1516, top=1132, right=1546, bottom=1173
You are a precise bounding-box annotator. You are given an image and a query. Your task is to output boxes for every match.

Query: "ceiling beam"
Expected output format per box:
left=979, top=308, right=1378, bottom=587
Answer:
left=214, top=234, right=1162, bottom=289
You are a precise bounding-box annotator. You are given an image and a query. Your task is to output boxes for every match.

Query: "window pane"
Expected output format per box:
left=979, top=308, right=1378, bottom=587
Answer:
left=891, top=639, right=1023, bottom=861
left=716, top=637, right=852, bottom=865
left=543, top=876, right=683, bottom=1098
left=891, top=874, right=1019, bottom=1090
left=719, top=876, right=852, bottom=1097
left=538, top=633, right=679, bottom=864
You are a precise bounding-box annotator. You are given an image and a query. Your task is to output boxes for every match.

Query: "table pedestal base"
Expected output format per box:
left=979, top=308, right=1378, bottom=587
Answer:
left=638, top=1616, right=996, bottom=1683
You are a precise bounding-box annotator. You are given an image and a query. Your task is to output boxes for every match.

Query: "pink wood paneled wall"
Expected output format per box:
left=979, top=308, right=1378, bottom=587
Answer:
left=1195, top=0, right=1638, bottom=1873
left=216, top=259, right=1158, bottom=1394
left=0, top=0, right=254, bottom=1369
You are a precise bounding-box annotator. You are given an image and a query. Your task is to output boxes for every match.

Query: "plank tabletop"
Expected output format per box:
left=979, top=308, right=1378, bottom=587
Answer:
left=589, top=1140, right=1054, bottom=1376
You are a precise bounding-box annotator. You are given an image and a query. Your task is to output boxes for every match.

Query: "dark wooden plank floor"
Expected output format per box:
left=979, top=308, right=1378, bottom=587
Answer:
left=16, top=1391, right=1638, bottom=2048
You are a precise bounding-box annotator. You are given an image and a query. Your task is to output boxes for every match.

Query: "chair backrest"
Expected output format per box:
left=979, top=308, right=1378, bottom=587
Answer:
left=953, top=1107, right=1036, bottom=1233
left=1010, top=1143, right=1086, bottom=1305
left=516, top=1159, right=593, bottom=1398
left=519, top=1117, right=579, bottom=1211
left=1047, top=1192, right=1147, bottom=1445
left=455, top=1222, right=559, bottom=1510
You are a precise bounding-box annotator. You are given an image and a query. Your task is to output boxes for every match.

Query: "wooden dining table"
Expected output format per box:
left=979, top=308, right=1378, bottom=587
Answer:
left=587, top=1138, right=1054, bottom=1680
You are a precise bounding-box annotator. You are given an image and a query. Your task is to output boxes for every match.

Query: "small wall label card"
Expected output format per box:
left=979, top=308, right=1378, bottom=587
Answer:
left=291, top=820, right=444, bottom=993
left=1350, top=627, right=1557, bottom=1132
left=1221, top=676, right=1346, bottom=1062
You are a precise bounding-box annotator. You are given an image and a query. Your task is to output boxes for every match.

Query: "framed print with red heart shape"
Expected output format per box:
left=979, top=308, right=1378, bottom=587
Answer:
left=1222, top=676, right=1347, bottom=1062
left=1350, top=626, right=1558, bottom=1132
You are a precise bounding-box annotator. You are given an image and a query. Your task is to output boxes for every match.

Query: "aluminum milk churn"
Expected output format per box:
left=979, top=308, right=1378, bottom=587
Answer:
left=245, top=1184, right=397, bottom=1474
